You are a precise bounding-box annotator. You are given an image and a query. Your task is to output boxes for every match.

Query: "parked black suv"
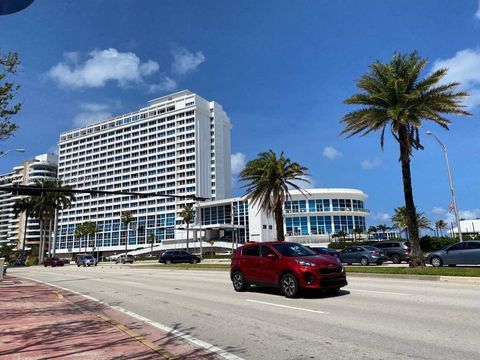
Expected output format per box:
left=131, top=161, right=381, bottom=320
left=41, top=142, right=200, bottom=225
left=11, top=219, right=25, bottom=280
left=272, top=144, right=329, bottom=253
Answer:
left=159, top=250, right=201, bottom=264
left=373, top=241, right=410, bottom=263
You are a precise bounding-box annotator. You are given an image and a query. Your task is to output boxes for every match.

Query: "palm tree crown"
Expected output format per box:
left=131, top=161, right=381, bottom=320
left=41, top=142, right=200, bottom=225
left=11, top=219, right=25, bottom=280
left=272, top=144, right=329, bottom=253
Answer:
left=341, top=51, right=469, bottom=266
left=180, top=203, right=194, bottom=252
left=240, top=150, right=309, bottom=241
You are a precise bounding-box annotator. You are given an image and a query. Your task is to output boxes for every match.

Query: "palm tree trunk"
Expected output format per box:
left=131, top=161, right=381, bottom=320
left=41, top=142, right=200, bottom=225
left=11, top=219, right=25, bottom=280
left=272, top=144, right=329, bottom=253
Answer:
left=52, top=209, right=58, bottom=257
left=274, top=205, right=285, bottom=241
left=48, top=217, right=54, bottom=258
left=399, top=127, right=423, bottom=267
left=22, top=211, right=28, bottom=254
left=186, top=224, right=189, bottom=252
left=39, top=220, right=44, bottom=264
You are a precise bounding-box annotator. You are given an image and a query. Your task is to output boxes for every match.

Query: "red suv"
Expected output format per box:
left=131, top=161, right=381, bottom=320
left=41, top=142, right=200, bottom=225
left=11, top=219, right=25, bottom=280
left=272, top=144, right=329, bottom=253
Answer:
left=230, top=242, right=347, bottom=298
left=43, top=257, right=65, bottom=267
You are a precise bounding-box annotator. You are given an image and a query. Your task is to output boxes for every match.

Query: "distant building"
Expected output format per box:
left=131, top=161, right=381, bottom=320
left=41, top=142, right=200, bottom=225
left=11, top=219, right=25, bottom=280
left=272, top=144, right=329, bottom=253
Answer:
left=196, top=188, right=369, bottom=247
left=55, top=90, right=232, bottom=255
left=368, top=230, right=399, bottom=241
left=450, top=219, right=480, bottom=238
left=0, top=154, right=58, bottom=249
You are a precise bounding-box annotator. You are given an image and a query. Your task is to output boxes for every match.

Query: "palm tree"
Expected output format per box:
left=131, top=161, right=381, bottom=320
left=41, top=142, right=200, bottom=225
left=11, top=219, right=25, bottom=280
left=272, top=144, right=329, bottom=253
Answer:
left=435, top=219, right=448, bottom=237
left=82, top=221, right=97, bottom=254
left=13, top=197, right=37, bottom=254
left=341, top=51, right=470, bottom=266
left=376, top=224, right=389, bottom=240
left=180, top=203, right=194, bottom=252
left=147, top=232, right=155, bottom=256
left=75, top=223, right=86, bottom=253
left=391, top=207, right=432, bottom=239
left=121, top=210, right=133, bottom=256
left=352, top=227, right=363, bottom=242
left=368, top=226, right=378, bottom=240
left=31, top=179, right=75, bottom=262
left=239, top=150, right=309, bottom=241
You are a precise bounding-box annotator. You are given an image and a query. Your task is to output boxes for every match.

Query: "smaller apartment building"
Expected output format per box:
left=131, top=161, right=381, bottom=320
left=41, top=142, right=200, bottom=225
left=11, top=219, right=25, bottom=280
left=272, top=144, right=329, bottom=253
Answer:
left=0, top=154, right=58, bottom=249
left=197, top=188, right=369, bottom=246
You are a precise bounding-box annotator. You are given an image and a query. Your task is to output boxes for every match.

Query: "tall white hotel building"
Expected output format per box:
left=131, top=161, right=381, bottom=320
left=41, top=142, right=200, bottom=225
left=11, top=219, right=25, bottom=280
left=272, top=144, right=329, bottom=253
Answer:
left=55, top=90, right=231, bottom=255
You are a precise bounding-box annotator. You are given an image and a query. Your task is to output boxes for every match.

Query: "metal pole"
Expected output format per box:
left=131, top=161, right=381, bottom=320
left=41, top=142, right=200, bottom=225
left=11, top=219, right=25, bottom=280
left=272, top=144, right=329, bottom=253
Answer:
left=427, top=132, right=463, bottom=242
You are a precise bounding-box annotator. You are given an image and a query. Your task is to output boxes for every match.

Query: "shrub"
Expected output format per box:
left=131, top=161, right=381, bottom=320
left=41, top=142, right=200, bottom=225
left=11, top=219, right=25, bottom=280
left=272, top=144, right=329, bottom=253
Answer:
left=419, top=236, right=458, bottom=252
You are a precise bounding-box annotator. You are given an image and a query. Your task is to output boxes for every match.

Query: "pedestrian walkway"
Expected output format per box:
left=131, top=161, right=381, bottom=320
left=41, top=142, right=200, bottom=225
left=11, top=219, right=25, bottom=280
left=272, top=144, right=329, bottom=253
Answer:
left=0, top=276, right=218, bottom=359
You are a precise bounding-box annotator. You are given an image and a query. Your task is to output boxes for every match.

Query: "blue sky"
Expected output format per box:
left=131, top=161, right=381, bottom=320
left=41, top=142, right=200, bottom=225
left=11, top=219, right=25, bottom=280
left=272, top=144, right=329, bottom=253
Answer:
left=1, top=0, right=480, bottom=228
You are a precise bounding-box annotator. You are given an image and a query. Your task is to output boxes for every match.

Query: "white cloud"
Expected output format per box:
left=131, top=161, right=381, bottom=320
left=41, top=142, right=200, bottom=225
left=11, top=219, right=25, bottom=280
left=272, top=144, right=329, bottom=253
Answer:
left=322, top=146, right=343, bottom=160
left=48, top=48, right=159, bottom=89
left=361, top=157, right=382, bottom=170
left=148, top=76, right=177, bottom=93
left=231, top=152, right=246, bottom=175
left=171, top=47, right=205, bottom=75
left=446, top=208, right=480, bottom=224
left=475, top=1, right=480, bottom=20
left=431, top=48, right=480, bottom=109
left=73, top=111, right=112, bottom=127
left=432, top=206, right=446, bottom=215
left=370, top=212, right=391, bottom=222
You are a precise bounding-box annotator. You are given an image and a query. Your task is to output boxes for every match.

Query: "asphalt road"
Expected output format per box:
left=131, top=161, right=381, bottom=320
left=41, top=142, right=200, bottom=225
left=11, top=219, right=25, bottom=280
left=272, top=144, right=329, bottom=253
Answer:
left=10, top=265, right=480, bottom=360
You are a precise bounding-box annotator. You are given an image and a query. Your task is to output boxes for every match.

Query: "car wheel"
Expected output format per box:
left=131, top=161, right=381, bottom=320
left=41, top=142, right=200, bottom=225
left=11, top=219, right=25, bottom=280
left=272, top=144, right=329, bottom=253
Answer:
left=77, top=264, right=80, bottom=267
left=360, top=257, right=369, bottom=266
left=347, top=263, right=352, bottom=266
left=430, top=256, right=443, bottom=267
left=191, top=259, right=198, bottom=264
left=44, top=264, right=47, bottom=267
left=391, top=254, right=401, bottom=264
left=121, top=260, right=125, bottom=264
left=376, top=261, right=383, bottom=265
left=281, top=274, right=299, bottom=298
left=232, top=270, right=247, bottom=292
left=165, top=259, right=172, bottom=264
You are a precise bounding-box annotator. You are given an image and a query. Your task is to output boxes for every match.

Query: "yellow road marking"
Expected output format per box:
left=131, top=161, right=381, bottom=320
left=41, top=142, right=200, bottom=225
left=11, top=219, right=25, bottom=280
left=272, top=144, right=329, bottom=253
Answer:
left=96, top=313, right=179, bottom=360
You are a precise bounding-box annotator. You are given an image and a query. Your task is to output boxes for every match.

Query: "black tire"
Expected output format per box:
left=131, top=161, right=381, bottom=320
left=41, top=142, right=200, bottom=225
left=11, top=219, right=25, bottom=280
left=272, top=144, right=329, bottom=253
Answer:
left=165, top=259, right=172, bottom=265
left=430, top=256, right=443, bottom=267
left=376, top=261, right=383, bottom=266
left=391, top=254, right=401, bottom=264
left=44, top=264, right=47, bottom=267
left=232, top=270, right=247, bottom=292
left=347, top=263, right=352, bottom=266
left=77, top=264, right=80, bottom=267
left=360, top=257, right=369, bottom=266
left=448, top=264, right=456, bottom=267
left=281, top=273, right=299, bottom=298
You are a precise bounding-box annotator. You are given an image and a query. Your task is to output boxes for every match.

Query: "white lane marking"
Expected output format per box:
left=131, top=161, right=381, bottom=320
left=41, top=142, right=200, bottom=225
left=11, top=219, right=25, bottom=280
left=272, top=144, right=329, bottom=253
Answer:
left=247, top=299, right=327, bottom=314
left=349, top=289, right=410, bottom=296
left=16, top=275, right=245, bottom=360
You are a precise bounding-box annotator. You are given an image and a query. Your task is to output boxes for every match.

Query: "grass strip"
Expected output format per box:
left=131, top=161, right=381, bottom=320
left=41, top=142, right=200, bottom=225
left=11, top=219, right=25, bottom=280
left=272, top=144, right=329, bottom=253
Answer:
left=135, top=263, right=230, bottom=270
left=345, top=266, right=480, bottom=277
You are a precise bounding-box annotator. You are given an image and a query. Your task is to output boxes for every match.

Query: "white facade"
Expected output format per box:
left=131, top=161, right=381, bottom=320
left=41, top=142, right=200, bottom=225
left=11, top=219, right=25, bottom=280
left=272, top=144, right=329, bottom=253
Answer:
left=197, top=188, right=369, bottom=247
left=55, top=90, right=232, bottom=255
left=450, top=219, right=480, bottom=237
left=0, top=154, right=58, bottom=248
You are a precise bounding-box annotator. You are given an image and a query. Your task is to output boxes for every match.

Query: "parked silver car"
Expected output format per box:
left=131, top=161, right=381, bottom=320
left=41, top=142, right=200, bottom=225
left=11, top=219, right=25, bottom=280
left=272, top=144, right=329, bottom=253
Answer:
left=426, top=241, right=480, bottom=267
left=340, top=246, right=388, bottom=265
left=76, top=254, right=97, bottom=267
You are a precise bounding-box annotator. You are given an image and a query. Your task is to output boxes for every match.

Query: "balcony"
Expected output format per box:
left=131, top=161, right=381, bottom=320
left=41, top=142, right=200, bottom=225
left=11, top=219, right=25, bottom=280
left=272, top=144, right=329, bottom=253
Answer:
left=284, top=207, right=370, bottom=214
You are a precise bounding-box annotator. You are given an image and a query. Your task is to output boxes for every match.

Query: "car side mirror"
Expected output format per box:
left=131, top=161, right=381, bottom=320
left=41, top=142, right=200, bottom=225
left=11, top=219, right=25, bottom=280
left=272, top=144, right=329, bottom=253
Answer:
left=266, top=253, right=278, bottom=260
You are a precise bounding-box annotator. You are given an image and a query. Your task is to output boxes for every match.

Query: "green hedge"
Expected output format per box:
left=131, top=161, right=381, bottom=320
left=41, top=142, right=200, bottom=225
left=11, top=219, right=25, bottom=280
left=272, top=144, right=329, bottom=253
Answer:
left=419, top=236, right=459, bottom=252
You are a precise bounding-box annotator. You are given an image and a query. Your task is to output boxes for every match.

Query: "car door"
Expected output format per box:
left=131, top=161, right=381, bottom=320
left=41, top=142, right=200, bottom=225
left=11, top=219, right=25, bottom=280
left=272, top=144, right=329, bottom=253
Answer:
left=240, top=245, right=262, bottom=283
left=257, top=245, right=281, bottom=285
left=351, top=247, right=364, bottom=263
left=444, top=242, right=468, bottom=265
left=341, top=248, right=352, bottom=263
left=465, top=242, right=480, bottom=264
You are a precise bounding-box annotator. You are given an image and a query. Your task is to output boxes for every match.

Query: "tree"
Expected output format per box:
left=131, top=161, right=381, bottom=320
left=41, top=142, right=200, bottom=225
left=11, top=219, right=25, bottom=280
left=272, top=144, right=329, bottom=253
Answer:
left=341, top=51, right=470, bottom=267
left=32, top=179, right=75, bottom=262
left=75, top=223, right=86, bottom=253
left=180, top=203, right=194, bottom=252
left=376, top=224, right=389, bottom=240
left=82, top=221, right=97, bottom=254
left=368, top=226, right=378, bottom=240
left=0, top=51, right=21, bottom=140
left=435, top=219, right=448, bottom=237
left=147, top=232, right=155, bottom=256
left=391, top=207, right=432, bottom=240
left=352, top=227, right=363, bottom=242
left=13, top=197, right=37, bottom=253
left=240, top=150, right=309, bottom=241
left=121, top=210, right=133, bottom=256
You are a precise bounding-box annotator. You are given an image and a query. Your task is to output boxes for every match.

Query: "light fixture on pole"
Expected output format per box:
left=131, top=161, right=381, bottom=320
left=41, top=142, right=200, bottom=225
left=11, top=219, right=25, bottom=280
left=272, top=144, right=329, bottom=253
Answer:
left=426, top=131, right=463, bottom=242
left=0, top=148, right=25, bottom=158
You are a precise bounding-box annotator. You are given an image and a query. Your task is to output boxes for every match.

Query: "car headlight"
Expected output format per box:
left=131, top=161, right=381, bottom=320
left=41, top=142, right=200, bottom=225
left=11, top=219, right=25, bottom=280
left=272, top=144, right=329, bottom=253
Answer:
left=336, top=258, right=342, bottom=265
left=296, top=259, right=315, bottom=267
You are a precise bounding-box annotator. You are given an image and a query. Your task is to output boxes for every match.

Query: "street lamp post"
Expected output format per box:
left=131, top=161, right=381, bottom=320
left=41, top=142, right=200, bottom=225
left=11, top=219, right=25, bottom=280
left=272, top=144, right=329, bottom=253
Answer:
left=0, top=148, right=25, bottom=158
left=426, top=131, right=463, bottom=242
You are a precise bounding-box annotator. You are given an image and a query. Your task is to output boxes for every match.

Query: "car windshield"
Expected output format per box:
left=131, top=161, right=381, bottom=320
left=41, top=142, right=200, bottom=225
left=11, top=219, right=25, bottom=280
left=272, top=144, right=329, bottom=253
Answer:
left=84, top=256, right=94, bottom=259
left=273, top=243, right=316, bottom=257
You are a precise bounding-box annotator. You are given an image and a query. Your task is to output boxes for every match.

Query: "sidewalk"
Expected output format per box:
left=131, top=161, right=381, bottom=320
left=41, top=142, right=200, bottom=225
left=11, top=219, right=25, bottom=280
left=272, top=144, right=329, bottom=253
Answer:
left=0, top=277, right=218, bottom=360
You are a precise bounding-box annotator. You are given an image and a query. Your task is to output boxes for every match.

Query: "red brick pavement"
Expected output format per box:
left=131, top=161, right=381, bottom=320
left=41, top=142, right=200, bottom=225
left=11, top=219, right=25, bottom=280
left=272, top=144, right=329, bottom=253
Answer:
left=0, top=277, right=219, bottom=360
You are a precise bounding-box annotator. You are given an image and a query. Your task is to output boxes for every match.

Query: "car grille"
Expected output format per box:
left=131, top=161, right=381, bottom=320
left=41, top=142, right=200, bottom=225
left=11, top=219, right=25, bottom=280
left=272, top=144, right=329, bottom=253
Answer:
left=319, top=276, right=347, bottom=287
left=318, top=266, right=343, bottom=275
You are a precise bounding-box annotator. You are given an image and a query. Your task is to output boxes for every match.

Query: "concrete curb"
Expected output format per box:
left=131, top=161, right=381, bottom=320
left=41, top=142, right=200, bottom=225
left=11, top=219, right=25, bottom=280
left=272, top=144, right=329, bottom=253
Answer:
left=347, top=272, right=480, bottom=284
